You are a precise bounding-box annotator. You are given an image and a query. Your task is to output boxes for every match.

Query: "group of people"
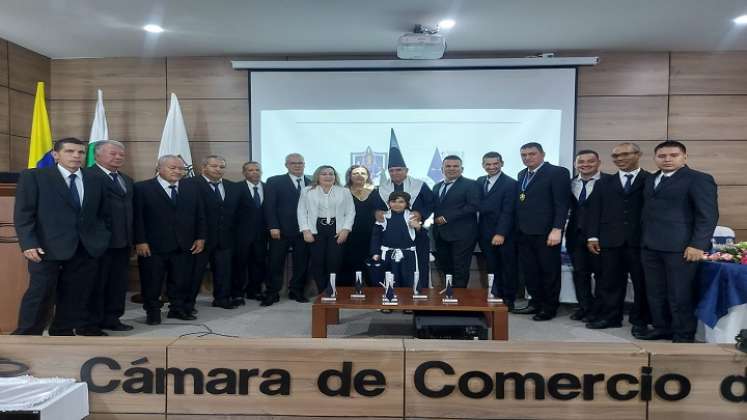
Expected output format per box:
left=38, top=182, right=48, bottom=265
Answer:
left=12, top=136, right=718, bottom=343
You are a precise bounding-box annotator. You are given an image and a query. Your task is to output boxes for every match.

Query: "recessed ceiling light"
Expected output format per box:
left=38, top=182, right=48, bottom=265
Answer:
left=734, top=15, right=747, bottom=24
left=143, top=24, right=164, bottom=33
left=438, top=19, right=456, bottom=30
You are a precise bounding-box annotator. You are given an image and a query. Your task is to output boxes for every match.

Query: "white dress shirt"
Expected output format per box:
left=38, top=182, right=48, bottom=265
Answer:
left=484, top=172, right=501, bottom=192
left=246, top=180, right=263, bottom=204
left=289, top=173, right=306, bottom=189
left=157, top=176, right=179, bottom=196
left=57, top=164, right=84, bottom=205
left=618, top=167, right=641, bottom=189
left=203, top=175, right=225, bottom=200
left=96, top=163, right=126, bottom=192
left=571, top=172, right=601, bottom=200
left=654, top=169, right=679, bottom=189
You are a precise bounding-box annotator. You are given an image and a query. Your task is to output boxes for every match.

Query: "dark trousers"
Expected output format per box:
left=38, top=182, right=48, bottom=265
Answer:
left=88, top=246, right=130, bottom=328
left=642, top=248, right=698, bottom=339
left=268, top=232, right=309, bottom=297
left=478, top=235, right=518, bottom=303
left=309, top=221, right=344, bottom=293
left=434, top=235, right=475, bottom=288
left=15, top=244, right=97, bottom=334
left=232, top=236, right=268, bottom=298
left=138, top=250, right=193, bottom=313
left=595, top=244, right=650, bottom=326
left=517, top=231, right=561, bottom=315
left=568, top=239, right=600, bottom=314
left=379, top=249, right=417, bottom=288
left=190, top=246, right=232, bottom=306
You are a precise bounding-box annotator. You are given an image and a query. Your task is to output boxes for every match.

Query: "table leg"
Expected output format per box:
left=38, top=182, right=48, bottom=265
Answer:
left=311, top=305, right=328, bottom=338
left=492, top=307, right=508, bottom=341
left=327, top=308, right=339, bottom=324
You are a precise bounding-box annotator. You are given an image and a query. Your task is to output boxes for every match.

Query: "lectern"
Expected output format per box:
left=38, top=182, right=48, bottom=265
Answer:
left=0, top=182, right=29, bottom=334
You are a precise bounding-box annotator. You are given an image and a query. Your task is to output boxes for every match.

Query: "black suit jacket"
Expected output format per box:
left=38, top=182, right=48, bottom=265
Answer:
left=14, top=166, right=111, bottom=260
left=476, top=173, right=517, bottom=239
left=83, top=165, right=134, bottom=248
left=586, top=170, right=649, bottom=248
left=182, top=176, right=239, bottom=250
left=641, top=166, right=719, bottom=252
left=264, top=174, right=311, bottom=237
left=515, top=162, right=571, bottom=235
left=133, top=177, right=207, bottom=254
left=235, top=181, right=267, bottom=246
left=565, top=173, right=611, bottom=247
left=432, top=176, right=480, bottom=242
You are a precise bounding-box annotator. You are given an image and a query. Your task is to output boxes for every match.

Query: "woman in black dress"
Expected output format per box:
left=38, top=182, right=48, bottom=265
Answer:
left=339, top=164, right=377, bottom=285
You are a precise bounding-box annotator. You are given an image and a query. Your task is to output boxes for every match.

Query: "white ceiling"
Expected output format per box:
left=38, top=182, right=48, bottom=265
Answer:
left=1, top=0, right=747, bottom=59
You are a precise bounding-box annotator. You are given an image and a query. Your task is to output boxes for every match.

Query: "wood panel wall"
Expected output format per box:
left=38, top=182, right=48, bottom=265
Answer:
left=0, top=37, right=51, bottom=172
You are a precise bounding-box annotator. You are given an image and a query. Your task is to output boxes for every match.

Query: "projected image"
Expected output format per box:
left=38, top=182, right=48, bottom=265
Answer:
left=259, top=109, right=562, bottom=185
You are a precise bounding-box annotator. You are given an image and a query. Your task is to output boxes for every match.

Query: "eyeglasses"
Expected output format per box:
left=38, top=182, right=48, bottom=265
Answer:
left=287, top=161, right=304, bottom=165
left=611, top=152, right=638, bottom=158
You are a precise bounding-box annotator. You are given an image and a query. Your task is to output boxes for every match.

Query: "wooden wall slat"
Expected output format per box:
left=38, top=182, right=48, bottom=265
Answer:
left=0, top=86, right=8, bottom=134
left=0, top=40, right=8, bottom=87
left=8, top=42, right=50, bottom=96
left=577, top=96, right=668, bottom=141
left=88, top=415, right=164, bottom=420
left=0, top=134, right=9, bottom=171
left=578, top=52, right=669, bottom=96
left=577, top=140, right=747, bottom=186
left=716, top=186, right=747, bottom=230
left=167, top=57, right=248, bottom=99
left=179, top=99, right=249, bottom=141
left=9, top=135, right=28, bottom=171
left=670, top=52, right=747, bottom=95
left=668, top=95, right=747, bottom=140
left=51, top=58, right=166, bottom=100
left=9, top=90, right=34, bottom=138
left=734, top=229, right=747, bottom=242
left=49, top=99, right=166, bottom=142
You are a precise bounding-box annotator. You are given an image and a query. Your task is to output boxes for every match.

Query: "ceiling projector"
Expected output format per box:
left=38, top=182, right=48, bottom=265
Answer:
left=397, top=25, right=446, bottom=59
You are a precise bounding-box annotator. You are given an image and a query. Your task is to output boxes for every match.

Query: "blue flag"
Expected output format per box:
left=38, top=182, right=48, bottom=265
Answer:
left=427, top=147, right=443, bottom=183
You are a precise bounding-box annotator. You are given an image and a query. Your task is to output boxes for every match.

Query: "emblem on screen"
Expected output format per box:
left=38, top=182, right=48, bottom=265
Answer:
left=351, top=147, right=387, bottom=181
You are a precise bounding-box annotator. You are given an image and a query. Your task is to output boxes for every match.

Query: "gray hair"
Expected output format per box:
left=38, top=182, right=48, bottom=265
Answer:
left=93, top=140, right=126, bottom=155
left=616, top=142, right=642, bottom=153
left=157, top=154, right=185, bottom=168
left=200, top=155, right=227, bottom=166
left=242, top=161, right=261, bottom=171
left=285, top=153, right=304, bottom=163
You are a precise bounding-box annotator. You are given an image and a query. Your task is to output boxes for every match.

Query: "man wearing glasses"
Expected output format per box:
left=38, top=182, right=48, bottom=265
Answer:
left=263, top=153, right=312, bottom=306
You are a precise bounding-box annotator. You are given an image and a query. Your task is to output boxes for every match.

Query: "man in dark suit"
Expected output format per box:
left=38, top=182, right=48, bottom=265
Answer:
left=134, top=155, right=206, bottom=324
left=565, top=150, right=608, bottom=322
left=263, top=153, right=311, bottom=306
left=638, top=140, right=718, bottom=343
left=476, top=152, right=518, bottom=309
left=586, top=142, right=651, bottom=336
left=432, top=155, right=480, bottom=288
left=232, top=161, right=268, bottom=306
left=83, top=140, right=134, bottom=332
left=184, top=155, right=239, bottom=311
left=14, top=137, right=111, bottom=336
left=513, top=142, right=571, bottom=321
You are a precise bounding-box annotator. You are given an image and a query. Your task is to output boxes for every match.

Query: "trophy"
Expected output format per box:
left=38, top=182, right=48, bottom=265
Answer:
left=321, top=273, right=337, bottom=302
left=487, top=273, right=503, bottom=303
left=441, top=274, right=458, bottom=304
left=381, top=272, right=398, bottom=305
left=351, top=271, right=366, bottom=299
left=412, top=271, right=427, bottom=299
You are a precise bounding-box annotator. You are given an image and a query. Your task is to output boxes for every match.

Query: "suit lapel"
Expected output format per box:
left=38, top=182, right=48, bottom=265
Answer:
left=48, top=166, right=79, bottom=211
left=152, top=177, right=175, bottom=206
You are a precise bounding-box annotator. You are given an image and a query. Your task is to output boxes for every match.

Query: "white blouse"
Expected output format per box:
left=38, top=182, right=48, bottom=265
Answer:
left=297, top=185, right=356, bottom=234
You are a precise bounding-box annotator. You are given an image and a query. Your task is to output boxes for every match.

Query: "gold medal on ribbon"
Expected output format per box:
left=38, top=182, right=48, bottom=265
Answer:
left=519, top=192, right=526, bottom=202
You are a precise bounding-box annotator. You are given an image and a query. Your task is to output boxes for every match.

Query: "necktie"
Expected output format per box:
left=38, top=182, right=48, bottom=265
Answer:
left=394, top=183, right=404, bottom=192
left=210, top=182, right=223, bottom=201
left=169, top=185, right=178, bottom=204
left=440, top=182, right=451, bottom=202
left=623, top=174, right=634, bottom=193
left=253, top=186, right=261, bottom=207
left=578, top=179, right=589, bottom=204
left=656, top=175, right=669, bottom=191
left=110, top=172, right=125, bottom=193
left=296, top=178, right=302, bottom=193
left=69, top=173, right=81, bottom=212
left=522, top=171, right=535, bottom=191
left=484, top=178, right=491, bottom=194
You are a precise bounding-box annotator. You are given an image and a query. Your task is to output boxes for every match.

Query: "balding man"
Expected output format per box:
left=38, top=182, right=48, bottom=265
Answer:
left=134, top=155, right=206, bottom=324
left=83, top=140, right=134, bottom=332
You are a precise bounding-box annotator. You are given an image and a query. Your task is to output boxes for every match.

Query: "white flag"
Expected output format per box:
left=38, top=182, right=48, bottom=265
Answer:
left=86, top=89, right=109, bottom=166
left=158, top=93, right=194, bottom=175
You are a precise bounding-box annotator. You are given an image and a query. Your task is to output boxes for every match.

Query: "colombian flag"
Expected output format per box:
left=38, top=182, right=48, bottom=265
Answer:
left=26, top=82, right=54, bottom=168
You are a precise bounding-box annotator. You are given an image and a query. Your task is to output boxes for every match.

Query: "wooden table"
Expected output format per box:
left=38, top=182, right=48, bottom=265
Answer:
left=311, top=287, right=508, bottom=340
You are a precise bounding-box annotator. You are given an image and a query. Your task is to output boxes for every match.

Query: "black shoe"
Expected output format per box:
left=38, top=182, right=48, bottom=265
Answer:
left=532, top=312, right=555, bottom=321
left=289, top=292, right=309, bottom=303
left=75, top=327, right=108, bottom=336
left=231, top=297, right=246, bottom=306
left=586, top=319, right=622, bottom=330
left=636, top=328, right=672, bottom=341
left=212, top=300, right=236, bottom=309
left=570, top=309, right=586, bottom=321
left=582, top=314, right=598, bottom=323
left=505, top=301, right=515, bottom=312
left=513, top=305, right=540, bottom=315
left=191, top=308, right=198, bottom=315
left=261, top=294, right=280, bottom=307
left=101, top=321, right=134, bottom=332
left=146, top=312, right=161, bottom=325
left=48, top=328, right=75, bottom=336
left=631, top=325, right=648, bottom=338
left=167, top=310, right=197, bottom=321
